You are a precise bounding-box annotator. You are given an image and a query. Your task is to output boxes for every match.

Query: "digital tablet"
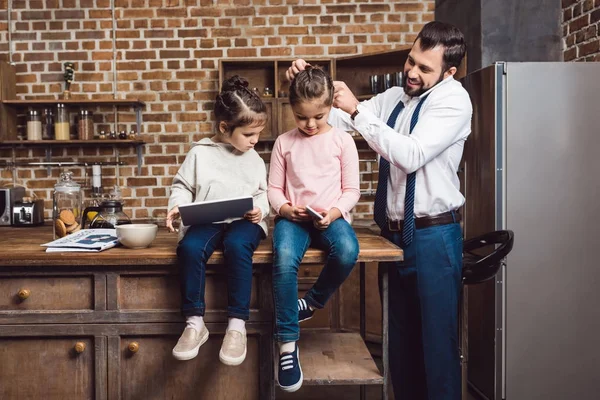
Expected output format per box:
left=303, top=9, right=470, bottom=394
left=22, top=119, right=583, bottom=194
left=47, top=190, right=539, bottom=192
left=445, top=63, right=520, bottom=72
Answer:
left=179, top=196, right=254, bottom=226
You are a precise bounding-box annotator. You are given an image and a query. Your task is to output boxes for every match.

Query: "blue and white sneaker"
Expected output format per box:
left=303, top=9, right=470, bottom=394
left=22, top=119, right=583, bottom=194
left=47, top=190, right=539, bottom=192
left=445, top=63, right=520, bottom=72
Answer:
left=278, top=344, right=303, bottom=392
left=298, top=298, right=314, bottom=323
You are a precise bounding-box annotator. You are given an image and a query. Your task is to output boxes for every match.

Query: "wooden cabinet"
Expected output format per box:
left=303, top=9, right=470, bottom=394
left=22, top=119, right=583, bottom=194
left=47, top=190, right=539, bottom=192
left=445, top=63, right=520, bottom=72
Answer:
left=109, top=329, right=262, bottom=400
left=0, top=217, right=403, bottom=400
left=0, top=334, right=99, bottom=400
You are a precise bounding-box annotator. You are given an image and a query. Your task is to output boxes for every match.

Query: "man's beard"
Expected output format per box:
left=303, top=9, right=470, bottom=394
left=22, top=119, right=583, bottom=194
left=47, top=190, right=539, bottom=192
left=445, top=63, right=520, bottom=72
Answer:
left=402, top=71, right=445, bottom=97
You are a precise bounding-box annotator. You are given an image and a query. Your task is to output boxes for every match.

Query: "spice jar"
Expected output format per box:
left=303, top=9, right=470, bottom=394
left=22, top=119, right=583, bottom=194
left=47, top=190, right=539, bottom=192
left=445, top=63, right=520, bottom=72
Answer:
left=55, top=103, right=70, bottom=140
left=263, top=87, right=273, bottom=98
left=78, top=110, right=94, bottom=140
left=42, top=108, right=54, bottom=140
left=26, top=110, right=42, bottom=141
left=52, top=171, right=82, bottom=239
left=119, top=130, right=127, bottom=140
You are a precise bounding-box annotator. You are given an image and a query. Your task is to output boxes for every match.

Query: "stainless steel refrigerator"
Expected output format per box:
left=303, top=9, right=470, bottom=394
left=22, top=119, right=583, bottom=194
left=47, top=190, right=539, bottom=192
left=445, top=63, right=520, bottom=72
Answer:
left=461, top=62, right=600, bottom=400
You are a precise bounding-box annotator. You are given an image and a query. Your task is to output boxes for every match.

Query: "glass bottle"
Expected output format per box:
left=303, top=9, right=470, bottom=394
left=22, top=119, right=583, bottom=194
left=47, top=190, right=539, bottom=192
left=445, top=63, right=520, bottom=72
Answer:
left=26, top=110, right=42, bottom=141
left=52, top=171, right=83, bottom=239
left=42, top=108, right=55, bottom=140
left=55, top=103, right=70, bottom=140
left=78, top=110, right=94, bottom=140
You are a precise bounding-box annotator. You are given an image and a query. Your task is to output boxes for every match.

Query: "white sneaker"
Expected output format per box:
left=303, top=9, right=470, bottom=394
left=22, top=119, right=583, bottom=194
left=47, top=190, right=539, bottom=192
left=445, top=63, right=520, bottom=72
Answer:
left=172, top=326, right=209, bottom=360
left=219, top=329, right=247, bottom=366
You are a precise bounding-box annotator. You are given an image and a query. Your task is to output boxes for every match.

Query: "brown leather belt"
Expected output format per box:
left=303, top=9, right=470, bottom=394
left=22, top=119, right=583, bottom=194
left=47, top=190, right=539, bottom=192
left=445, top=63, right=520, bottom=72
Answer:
left=387, top=210, right=461, bottom=232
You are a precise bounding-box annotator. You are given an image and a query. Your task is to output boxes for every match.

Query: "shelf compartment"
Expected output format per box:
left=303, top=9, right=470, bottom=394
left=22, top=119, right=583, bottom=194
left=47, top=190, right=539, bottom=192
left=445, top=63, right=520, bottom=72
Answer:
left=297, top=331, right=383, bottom=386
left=335, top=48, right=410, bottom=100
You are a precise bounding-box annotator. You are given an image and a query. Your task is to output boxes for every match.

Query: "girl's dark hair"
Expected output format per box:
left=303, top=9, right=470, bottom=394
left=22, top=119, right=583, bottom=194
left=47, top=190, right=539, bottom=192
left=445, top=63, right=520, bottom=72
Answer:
left=415, top=21, right=466, bottom=72
left=214, top=75, right=268, bottom=133
left=289, top=65, right=334, bottom=107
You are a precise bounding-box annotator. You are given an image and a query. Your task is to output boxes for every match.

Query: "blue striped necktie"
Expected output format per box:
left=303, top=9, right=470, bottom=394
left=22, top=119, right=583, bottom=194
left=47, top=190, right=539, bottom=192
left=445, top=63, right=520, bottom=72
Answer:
left=373, top=94, right=430, bottom=246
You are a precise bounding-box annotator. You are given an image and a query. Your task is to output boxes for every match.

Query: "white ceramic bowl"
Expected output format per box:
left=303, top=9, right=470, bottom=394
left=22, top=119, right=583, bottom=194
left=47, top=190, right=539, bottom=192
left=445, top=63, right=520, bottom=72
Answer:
left=116, top=224, right=158, bottom=249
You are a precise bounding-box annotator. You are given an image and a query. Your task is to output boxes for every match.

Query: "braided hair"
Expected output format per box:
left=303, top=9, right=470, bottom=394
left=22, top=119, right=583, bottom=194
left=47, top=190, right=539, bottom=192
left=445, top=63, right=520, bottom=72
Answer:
left=214, top=75, right=268, bottom=134
left=288, top=65, right=334, bottom=107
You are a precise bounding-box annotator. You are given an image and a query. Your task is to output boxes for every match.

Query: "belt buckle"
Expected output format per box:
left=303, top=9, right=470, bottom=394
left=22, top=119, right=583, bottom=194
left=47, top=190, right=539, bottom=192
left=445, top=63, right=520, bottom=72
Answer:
left=387, top=219, right=401, bottom=232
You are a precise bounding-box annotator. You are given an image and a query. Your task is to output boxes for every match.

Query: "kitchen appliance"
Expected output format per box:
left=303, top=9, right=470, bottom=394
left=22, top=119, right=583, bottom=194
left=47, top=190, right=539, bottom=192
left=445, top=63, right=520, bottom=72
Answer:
left=82, top=200, right=131, bottom=229
left=460, top=62, right=600, bottom=399
left=12, top=198, right=44, bottom=226
left=0, top=186, right=25, bottom=225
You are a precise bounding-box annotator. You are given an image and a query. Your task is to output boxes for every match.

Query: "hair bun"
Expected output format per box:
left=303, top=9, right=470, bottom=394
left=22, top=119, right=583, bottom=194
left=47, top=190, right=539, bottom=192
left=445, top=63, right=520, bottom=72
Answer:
left=221, top=75, right=249, bottom=92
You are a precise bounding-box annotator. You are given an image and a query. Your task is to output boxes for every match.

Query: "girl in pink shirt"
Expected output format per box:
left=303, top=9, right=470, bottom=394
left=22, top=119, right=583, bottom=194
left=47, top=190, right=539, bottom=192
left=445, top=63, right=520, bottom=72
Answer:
left=268, top=66, right=360, bottom=393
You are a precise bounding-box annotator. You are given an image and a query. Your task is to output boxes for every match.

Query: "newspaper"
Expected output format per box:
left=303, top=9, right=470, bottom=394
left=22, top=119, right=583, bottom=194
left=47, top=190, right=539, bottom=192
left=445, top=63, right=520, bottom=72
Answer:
left=41, top=228, right=119, bottom=253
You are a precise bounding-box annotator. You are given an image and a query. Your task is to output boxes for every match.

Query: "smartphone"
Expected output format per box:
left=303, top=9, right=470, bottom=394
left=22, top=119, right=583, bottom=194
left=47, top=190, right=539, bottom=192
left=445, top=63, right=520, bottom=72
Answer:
left=305, top=205, right=324, bottom=220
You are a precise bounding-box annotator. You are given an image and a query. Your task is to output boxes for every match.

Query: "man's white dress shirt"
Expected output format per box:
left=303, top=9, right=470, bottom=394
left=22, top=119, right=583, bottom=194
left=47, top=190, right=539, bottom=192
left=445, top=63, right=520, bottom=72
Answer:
left=329, top=76, right=473, bottom=220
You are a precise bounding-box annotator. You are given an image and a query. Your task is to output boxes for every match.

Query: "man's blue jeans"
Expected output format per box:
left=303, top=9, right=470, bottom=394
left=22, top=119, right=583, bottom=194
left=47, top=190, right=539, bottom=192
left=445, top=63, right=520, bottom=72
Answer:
left=272, top=218, right=359, bottom=343
left=177, top=219, right=264, bottom=320
left=381, top=221, right=463, bottom=400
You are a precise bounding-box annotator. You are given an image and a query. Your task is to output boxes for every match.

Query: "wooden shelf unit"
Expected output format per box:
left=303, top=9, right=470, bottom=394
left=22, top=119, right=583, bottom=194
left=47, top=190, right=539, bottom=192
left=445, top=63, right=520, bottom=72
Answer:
left=219, top=58, right=333, bottom=139
left=0, top=64, right=147, bottom=174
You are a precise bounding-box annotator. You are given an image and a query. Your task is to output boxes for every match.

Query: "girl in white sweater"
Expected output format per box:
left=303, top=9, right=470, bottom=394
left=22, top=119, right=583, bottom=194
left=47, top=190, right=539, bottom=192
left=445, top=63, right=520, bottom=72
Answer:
left=166, top=76, right=269, bottom=366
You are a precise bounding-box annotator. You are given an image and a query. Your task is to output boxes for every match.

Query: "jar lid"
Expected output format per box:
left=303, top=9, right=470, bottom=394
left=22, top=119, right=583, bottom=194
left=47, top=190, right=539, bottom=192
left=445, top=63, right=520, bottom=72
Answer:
left=54, top=171, right=81, bottom=192
left=28, top=110, right=40, bottom=116
left=44, top=108, right=53, bottom=114
left=56, top=103, right=66, bottom=108
left=79, top=110, right=92, bottom=116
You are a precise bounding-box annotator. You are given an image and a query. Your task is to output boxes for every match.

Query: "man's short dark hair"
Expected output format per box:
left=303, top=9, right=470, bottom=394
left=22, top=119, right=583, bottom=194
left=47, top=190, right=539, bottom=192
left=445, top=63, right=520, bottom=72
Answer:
left=415, top=21, right=467, bottom=71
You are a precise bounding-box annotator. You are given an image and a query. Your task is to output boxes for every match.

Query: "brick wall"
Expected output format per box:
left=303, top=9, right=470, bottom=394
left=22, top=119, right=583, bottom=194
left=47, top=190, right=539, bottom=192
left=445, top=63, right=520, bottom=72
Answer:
left=563, top=0, right=600, bottom=61
left=0, top=0, right=433, bottom=222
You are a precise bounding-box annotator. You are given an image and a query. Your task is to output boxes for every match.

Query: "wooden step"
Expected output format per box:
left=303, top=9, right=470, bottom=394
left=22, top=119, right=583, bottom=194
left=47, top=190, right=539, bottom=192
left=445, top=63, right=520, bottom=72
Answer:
left=296, top=331, right=383, bottom=386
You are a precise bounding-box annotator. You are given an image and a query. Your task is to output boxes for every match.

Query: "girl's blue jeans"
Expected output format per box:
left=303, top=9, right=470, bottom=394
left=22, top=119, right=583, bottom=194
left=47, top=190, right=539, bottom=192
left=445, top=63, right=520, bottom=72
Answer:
left=272, top=217, right=359, bottom=343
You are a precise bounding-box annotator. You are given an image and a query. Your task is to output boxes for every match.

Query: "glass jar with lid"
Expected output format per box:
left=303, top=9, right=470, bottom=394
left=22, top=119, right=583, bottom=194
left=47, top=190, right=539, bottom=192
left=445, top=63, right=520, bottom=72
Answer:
left=26, top=110, right=42, bottom=141
left=52, top=171, right=83, bottom=239
left=55, top=103, right=70, bottom=140
left=42, top=108, right=54, bottom=140
left=78, top=110, right=94, bottom=140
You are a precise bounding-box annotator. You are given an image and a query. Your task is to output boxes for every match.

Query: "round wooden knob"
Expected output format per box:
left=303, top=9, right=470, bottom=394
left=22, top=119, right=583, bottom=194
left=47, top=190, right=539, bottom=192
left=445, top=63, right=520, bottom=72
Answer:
left=303, top=268, right=310, bottom=276
left=18, top=289, right=30, bottom=300
left=74, top=342, right=86, bottom=353
left=128, top=342, right=139, bottom=353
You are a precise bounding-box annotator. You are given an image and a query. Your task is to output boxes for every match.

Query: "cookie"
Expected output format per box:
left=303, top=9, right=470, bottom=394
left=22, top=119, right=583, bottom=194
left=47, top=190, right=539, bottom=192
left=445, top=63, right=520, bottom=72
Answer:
left=55, top=218, right=67, bottom=238
left=59, top=209, right=76, bottom=226
left=66, top=221, right=80, bottom=233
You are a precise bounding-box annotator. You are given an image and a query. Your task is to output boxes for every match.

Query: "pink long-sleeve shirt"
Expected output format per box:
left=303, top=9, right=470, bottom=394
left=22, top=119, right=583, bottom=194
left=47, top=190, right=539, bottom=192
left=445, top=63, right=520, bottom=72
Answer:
left=268, top=127, right=361, bottom=222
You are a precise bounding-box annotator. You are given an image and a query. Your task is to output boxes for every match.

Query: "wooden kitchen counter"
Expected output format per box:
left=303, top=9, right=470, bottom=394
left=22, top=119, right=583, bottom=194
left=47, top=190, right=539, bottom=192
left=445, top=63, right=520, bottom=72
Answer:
left=0, top=225, right=402, bottom=400
left=0, top=225, right=402, bottom=266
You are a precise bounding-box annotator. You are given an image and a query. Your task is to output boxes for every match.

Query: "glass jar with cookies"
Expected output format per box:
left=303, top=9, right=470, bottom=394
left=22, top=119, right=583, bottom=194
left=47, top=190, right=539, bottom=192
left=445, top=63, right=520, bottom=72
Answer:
left=52, top=171, right=83, bottom=239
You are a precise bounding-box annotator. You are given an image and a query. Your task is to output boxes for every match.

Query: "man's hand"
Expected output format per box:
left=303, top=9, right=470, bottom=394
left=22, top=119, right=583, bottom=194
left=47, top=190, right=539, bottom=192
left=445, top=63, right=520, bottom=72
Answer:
left=286, top=59, right=310, bottom=82
left=244, top=207, right=262, bottom=224
left=165, top=206, right=180, bottom=233
left=333, top=81, right=360, bottom=115
left=280, top=204, right=311, bottom=222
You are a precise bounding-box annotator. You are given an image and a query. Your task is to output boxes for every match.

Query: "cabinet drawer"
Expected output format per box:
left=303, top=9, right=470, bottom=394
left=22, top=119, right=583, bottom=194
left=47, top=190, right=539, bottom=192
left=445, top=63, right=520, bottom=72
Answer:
left=117, top=273, right=259, bottom=311
left=0, top=276, right=94, bottom=311
left=0, top=337, right=95, bottom=400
